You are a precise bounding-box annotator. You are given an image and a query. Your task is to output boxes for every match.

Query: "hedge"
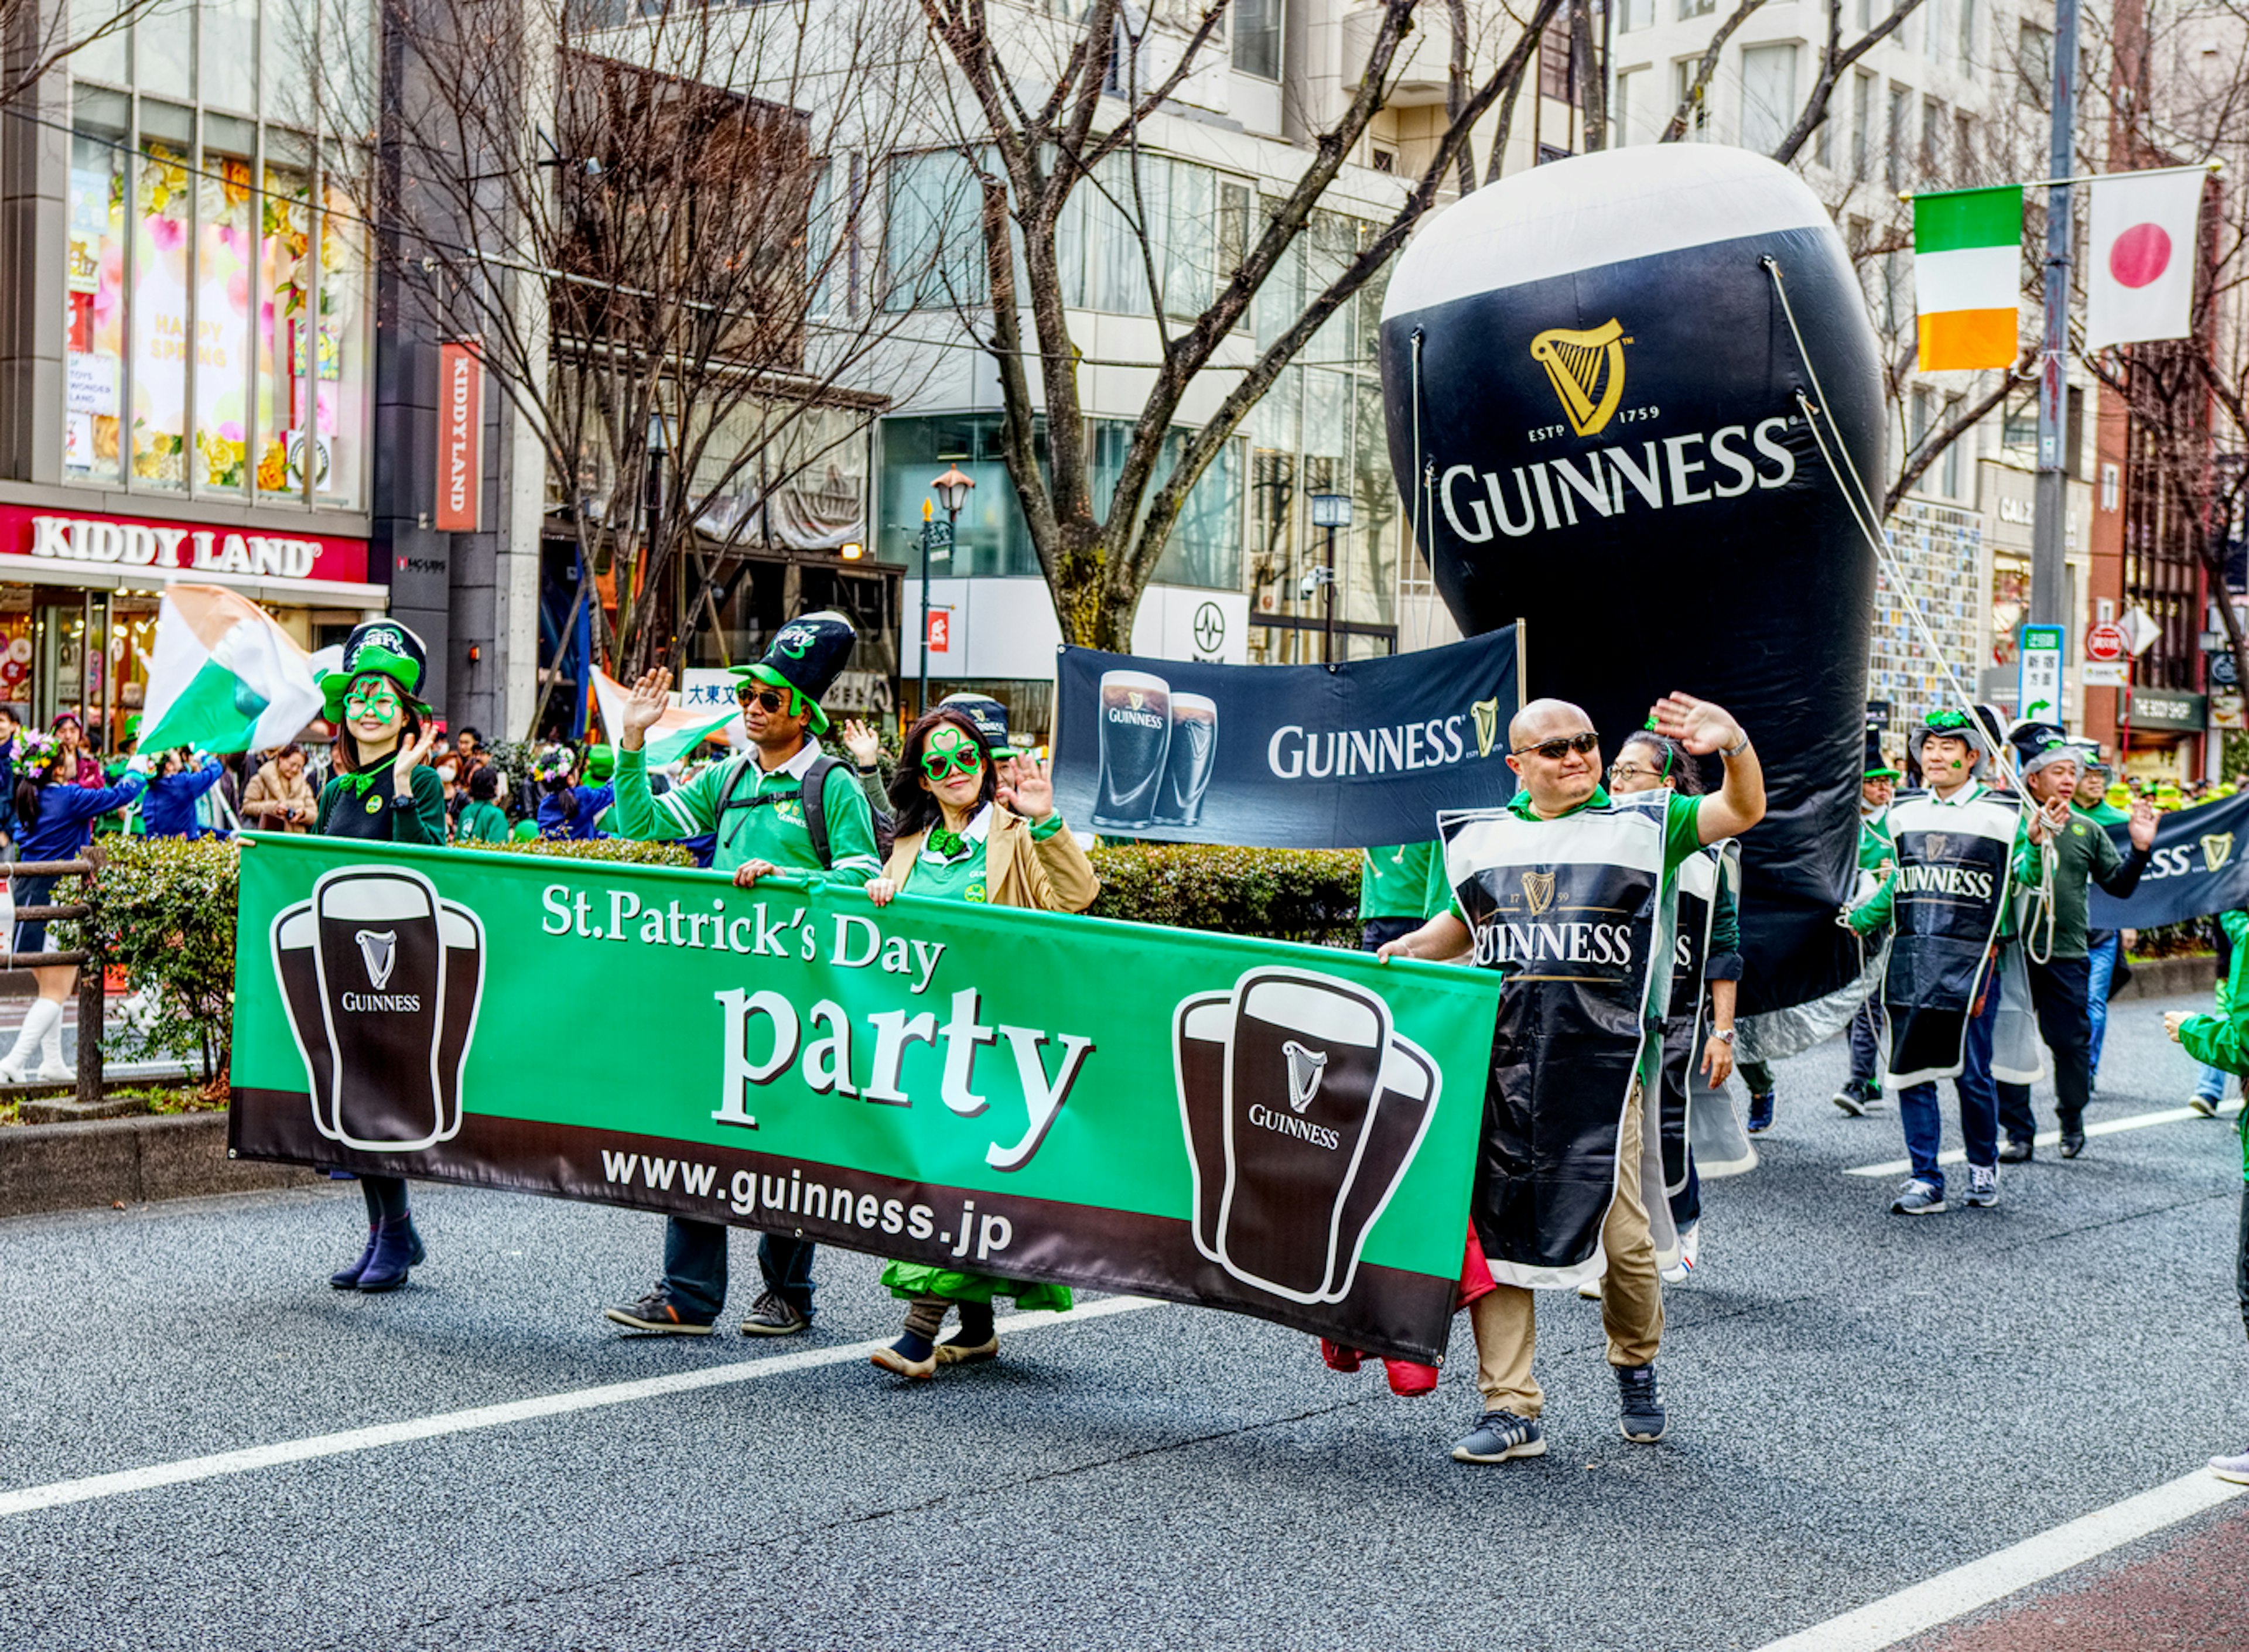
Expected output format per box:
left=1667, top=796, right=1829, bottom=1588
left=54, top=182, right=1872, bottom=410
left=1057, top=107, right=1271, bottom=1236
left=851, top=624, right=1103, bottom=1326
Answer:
left=59, top=836, right=1363, bottom=1087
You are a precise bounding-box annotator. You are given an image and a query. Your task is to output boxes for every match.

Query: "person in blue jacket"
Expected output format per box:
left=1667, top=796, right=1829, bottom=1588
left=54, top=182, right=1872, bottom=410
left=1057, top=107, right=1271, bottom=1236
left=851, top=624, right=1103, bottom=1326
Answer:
left=1, top=728, right=146, bottom=1083
left=534, top=743, right=613, bottom=839
left=139, top=748, right=228, bottom=839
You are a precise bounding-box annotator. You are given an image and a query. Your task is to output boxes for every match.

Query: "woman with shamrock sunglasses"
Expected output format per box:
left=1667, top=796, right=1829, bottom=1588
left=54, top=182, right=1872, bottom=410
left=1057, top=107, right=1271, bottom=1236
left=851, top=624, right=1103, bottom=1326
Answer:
left=860, top=708, right=1098, bottom=1378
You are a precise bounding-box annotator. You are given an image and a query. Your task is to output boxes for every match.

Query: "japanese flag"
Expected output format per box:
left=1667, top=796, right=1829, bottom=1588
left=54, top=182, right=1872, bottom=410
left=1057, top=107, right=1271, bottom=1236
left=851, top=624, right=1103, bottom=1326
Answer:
left=2084, top=170, right=2207, bottom=350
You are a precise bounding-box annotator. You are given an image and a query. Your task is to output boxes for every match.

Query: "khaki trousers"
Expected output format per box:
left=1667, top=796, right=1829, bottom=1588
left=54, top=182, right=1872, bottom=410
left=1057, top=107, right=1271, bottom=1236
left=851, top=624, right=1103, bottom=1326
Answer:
left=1469, top=1082, right=1664, bottom=1418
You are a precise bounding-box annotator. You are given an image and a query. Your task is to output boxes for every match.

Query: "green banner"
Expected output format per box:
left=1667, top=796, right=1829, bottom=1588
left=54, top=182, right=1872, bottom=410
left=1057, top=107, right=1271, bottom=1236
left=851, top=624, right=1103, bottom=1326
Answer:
left=228, top=834, right=1500, bottom=1361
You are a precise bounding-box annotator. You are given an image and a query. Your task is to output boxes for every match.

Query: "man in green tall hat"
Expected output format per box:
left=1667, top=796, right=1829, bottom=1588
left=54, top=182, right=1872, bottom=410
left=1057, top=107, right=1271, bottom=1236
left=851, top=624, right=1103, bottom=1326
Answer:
left=1833, top=727, right=1903, bottom=1117
left=601, top=610, right=880, bottom=1342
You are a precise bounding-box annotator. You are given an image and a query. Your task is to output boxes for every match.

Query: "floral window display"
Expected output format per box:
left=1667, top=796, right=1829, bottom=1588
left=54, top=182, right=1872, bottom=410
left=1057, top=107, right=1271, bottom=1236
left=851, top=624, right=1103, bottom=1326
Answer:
left=64, top=124, right=127, bottom=483
left=130, top=140, right=192, bottom=487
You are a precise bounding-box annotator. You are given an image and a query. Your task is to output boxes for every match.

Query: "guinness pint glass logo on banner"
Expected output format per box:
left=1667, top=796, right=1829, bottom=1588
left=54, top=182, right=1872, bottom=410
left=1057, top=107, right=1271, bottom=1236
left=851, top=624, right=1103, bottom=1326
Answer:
left=272, top=866, right=486, bottom=1153
left=1095, top=669, right=1172, bottom=830
left=1173, top=967, right=1439, bottom=1306
left=1156, top=693, right=1218, bottom=829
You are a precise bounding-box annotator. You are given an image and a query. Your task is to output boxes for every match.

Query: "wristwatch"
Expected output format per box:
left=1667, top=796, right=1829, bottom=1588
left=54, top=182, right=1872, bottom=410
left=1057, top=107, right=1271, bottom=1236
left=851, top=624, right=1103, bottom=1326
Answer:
left=1712, top=1028, right=1737, bottom=1046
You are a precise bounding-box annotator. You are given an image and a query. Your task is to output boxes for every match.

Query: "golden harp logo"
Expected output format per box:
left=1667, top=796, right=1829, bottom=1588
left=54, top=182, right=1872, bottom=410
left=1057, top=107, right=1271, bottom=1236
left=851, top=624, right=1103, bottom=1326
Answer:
left=1472, top=696, right=1500, bottom=759
left=1530, top=319, right=1632, bottom=437
left=1520, top=870, right=1557, bottom=916
left=1924, top=833, right=1951, bottom=862
left=2202, top=833, right=2234, bottom=874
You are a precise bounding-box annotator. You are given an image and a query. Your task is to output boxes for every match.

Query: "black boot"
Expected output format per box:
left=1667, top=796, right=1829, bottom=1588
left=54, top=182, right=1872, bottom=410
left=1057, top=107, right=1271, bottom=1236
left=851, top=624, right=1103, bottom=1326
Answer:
left=330, top=1225, right=379, bottom=1290
left=357, top=1215, right=425, bottom=1292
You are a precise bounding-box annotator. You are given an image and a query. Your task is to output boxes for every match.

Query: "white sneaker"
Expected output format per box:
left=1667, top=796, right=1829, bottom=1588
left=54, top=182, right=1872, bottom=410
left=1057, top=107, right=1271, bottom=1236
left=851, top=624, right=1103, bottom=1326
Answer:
left=2210, top=1448, right=2249, bottom=1485
left=2189, top=1095, right=2222, bottom=1119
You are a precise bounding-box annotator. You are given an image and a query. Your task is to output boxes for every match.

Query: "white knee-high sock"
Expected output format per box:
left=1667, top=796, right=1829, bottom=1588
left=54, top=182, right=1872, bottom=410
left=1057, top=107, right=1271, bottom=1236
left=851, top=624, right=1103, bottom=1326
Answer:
left=6, top=999, right=61, bottom=1072
left=38, top=1000, right=66, bottom=1069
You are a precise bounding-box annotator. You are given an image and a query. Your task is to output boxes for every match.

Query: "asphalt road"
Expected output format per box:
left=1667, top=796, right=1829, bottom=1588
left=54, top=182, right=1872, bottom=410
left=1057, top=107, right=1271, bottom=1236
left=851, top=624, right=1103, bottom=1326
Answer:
left=3, top=989, right=2245, bottom=1652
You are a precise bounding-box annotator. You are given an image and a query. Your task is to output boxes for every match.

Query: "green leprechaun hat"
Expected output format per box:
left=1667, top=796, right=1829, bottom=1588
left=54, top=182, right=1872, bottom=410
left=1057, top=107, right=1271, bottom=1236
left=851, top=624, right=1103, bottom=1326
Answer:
left=732, top=610, right=855, bottom=736
left=320, top=619, right=430, bottom=723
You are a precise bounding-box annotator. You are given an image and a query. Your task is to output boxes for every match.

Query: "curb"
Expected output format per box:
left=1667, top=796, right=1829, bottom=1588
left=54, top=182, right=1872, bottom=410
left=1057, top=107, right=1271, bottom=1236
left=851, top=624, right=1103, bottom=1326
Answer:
left=0, top=1112, right=321, bottom=1219
left=2115, top=953, right=2217, bottom=1002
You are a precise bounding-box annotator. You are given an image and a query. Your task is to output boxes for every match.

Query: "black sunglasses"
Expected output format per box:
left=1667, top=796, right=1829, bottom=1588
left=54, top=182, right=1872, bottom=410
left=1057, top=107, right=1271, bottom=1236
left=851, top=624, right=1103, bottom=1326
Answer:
left=736, top=686, right=799, bottom=716
left=1514, top=730, right=1599, bottom=761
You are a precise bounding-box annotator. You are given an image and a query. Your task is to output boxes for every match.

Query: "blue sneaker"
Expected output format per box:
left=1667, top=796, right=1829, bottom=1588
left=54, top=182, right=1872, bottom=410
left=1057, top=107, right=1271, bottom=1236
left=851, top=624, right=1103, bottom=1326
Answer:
left=1890, top=1178, right=1946, bottom=1216
left=1451, top=1410, right=1545, bottom=1463
left=1746, top=1090, right=1775, bottom=1133
left=1616, top=1362, right=1667, bottom=1442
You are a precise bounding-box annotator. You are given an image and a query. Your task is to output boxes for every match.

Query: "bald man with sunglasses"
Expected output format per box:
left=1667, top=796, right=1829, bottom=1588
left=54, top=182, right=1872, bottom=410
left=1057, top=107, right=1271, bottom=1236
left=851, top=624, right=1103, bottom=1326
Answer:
left=1380, top=693, right=1763, bottom=1462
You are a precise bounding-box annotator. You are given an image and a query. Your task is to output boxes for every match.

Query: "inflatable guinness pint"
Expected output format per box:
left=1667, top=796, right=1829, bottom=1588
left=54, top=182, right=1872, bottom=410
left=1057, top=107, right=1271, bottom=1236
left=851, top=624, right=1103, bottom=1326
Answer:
left=1380, top=145, right=1884, bottom=1011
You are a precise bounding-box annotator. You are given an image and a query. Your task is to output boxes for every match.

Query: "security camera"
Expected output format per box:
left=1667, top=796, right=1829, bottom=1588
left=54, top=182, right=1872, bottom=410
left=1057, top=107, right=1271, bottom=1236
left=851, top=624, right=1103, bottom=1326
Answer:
left=1298, top=572, right=1320, bottom=601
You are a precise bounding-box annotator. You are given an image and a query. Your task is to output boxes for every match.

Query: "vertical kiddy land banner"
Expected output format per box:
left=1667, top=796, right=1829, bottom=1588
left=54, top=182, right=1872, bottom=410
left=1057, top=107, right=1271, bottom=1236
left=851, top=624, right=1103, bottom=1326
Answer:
left=1051, top=625, right=1519, bottom=849
left=228, top=836, right=1503, bottom=1363
left=1380, top=143, right=1885, bottom=1013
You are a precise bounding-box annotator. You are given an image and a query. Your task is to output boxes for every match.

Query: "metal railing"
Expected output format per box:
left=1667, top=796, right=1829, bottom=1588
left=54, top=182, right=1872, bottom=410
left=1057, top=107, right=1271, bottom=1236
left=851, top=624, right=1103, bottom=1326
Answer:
left=2, top=856, right=104, bottom=1106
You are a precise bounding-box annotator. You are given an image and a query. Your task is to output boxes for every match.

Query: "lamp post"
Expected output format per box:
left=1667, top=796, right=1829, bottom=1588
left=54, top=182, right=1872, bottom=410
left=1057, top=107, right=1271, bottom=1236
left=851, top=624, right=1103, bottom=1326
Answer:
left=1309, top=491, right=1351, bottom=665
left=919, top=464, right=974, bottom=717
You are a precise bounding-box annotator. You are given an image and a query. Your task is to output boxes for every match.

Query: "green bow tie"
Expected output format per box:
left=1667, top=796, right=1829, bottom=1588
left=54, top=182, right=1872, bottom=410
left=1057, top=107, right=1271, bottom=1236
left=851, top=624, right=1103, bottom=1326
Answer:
left=926, top=827, right=968, bottom=860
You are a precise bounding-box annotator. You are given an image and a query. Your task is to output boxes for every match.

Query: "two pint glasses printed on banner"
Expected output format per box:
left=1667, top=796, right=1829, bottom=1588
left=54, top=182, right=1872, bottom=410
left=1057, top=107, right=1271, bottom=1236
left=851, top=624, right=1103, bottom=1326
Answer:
left=1096, top=669, right=1218, bottom=832
left=1174, top=969, right=1440, bottom=1306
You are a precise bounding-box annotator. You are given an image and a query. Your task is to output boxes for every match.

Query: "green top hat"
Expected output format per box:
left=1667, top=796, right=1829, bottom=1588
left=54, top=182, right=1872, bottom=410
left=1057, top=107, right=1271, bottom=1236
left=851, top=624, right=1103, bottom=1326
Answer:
left=320, top=620, right=430, bottom=724
left=938, top=692, right=1018, bottom=760
left=584, top=744, right=616, bottom=784
left=732, top=610, right=856, bottom=736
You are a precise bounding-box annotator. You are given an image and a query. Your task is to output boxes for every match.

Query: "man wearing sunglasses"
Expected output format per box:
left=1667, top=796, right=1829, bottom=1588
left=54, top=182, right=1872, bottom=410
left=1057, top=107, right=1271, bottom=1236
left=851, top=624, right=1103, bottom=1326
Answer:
left=1378, top=692, right=1764, bottom=1463
left=600, top=611, right=882, bottom=1341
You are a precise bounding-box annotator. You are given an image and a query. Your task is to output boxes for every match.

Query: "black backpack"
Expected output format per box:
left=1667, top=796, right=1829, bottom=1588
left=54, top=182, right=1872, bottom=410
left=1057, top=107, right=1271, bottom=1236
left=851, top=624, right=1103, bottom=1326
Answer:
left=716, top=751, right=894, bottom=867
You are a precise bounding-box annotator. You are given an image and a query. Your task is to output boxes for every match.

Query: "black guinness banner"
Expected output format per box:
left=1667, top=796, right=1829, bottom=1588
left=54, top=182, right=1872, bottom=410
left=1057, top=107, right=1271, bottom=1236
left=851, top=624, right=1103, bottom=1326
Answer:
left=2088, top=789, right=2249, bottom=929
left=1050, top=627, right=1518, bottom=849
left=1658, top=843, right=1731, bottom=1196
left=1379, top=143, right=1884, bottom=1015
left=1878, top=789, right=2020, bottom=1087
left=1437, top=801, right=1667, bottom=1290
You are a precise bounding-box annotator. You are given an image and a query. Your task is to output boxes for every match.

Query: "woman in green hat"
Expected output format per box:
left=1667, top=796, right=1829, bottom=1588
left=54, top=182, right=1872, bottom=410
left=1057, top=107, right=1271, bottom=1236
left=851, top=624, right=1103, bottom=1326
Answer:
left=312, top=621, right=447, bottom=1294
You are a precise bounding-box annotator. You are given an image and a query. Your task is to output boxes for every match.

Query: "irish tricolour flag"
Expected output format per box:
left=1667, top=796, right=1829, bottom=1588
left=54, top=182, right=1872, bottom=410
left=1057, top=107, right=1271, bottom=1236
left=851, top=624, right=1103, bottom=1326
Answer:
left=139, top=584, right=325, bottom=753
left=1912, top=186, right=2024, bottom=371
left=590, top=666, right=741, bottom=766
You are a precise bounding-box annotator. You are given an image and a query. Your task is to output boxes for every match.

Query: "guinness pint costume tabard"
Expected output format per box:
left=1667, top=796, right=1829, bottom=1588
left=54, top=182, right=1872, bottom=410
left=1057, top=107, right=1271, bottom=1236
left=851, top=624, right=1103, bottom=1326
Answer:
left=1438, top=785, right=1703, bottom=1290
left=1850, top=782, right=2040, bottom=1088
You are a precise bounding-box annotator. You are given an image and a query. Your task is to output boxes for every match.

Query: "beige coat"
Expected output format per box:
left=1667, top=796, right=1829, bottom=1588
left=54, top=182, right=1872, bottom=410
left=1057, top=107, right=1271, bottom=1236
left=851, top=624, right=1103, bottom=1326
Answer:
left=883, top=807, right=1100, bottom=914
left=241, top=760, right=316, bottom=831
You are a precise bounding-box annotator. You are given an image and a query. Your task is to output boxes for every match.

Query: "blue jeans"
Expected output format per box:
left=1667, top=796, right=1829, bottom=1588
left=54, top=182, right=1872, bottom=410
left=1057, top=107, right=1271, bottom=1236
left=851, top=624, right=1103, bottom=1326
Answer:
left=1847, top=994, right=1884, bottom=1087
left=661, top=1218, right=818, bottom=1323
left=1896, top=978, right=2001, bottom=1192
left=2198, top=1065, right=2228, bottom=1104
left=2086, top=933, right=2120, bottom=1079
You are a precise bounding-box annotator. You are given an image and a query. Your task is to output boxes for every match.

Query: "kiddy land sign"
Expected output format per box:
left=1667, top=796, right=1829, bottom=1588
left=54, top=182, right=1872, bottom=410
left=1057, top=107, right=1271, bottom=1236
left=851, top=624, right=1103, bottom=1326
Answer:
left=0, top=505, right=368, bottom=588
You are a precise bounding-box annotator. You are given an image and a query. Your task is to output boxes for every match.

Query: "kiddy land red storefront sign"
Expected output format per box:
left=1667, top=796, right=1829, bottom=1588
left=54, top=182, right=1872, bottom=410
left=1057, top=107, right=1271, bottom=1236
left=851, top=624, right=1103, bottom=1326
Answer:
left=0, top=505, right=368, bottom=587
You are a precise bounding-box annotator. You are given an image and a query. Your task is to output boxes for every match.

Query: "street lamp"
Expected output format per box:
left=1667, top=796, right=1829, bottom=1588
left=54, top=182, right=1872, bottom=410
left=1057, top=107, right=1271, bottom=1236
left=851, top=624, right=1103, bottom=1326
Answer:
left=919, top=464, right=974, bottom=716
left=1309, top=491, right=1351, bottom=665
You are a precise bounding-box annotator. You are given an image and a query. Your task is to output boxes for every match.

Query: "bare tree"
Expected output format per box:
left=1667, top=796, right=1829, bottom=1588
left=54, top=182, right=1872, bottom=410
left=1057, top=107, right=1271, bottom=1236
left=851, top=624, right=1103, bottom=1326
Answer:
left=1, top=0, right=173, bottom=112
left=312, top=0, right=935, bottom=723
left=915, top=0, right=1560, bottom=650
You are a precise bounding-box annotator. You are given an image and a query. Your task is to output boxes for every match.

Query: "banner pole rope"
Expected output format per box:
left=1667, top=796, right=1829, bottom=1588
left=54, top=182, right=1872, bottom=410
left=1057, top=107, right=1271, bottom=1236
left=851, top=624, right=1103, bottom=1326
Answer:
left=1762, top=256, right=2060, bottom=957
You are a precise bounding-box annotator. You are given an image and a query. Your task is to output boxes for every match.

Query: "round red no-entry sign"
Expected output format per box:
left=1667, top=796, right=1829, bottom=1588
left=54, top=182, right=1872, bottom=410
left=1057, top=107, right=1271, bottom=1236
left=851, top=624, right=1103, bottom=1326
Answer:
left=2086, top=623, right=2127, bottom=662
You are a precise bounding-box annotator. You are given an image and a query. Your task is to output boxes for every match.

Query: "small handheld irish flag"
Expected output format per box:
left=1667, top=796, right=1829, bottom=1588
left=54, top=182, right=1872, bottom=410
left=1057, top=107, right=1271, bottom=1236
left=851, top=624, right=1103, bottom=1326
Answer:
left=1912, top=185, right=2024, bottom=371
left=139, top=584, right=326, bottom=753
left=590, top=666, right=741, bottom=766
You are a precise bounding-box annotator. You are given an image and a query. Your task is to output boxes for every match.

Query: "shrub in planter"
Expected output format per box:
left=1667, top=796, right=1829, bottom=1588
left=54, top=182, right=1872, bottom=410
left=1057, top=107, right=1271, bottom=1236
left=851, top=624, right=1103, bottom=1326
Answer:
left=1086, top=843, right=1362, bottom=948
left=64, top=836, right=241, bottom=1086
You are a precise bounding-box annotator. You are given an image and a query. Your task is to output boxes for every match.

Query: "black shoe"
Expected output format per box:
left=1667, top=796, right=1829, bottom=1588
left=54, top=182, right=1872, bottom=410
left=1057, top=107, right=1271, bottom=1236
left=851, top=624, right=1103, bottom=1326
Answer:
left=1616, top=1362, right=1667, bottom=1442
left=356, top=1216, right=424, bottom=1293
left=739, top=1290, right=810, bottom=1337
left=1745, top=1092, right=1775, bottom=1134
left=1998, top=1139, right=2034, bottom=1164
left=603, top=1290, right=716, bottom=1334
left=2060, top=1130, right=2087, bottom=1159
left=331, top=1225, right=378, bottom=1290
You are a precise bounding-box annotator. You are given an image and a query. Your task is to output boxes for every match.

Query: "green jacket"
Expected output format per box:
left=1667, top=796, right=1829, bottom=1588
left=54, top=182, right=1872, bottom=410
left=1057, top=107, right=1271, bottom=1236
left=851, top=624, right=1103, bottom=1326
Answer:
left=1858, top=812, right=1893, bottom=872
left=608, top=743, right=880, bottom=883
left=2175, top=908, right=2249, bottom=1182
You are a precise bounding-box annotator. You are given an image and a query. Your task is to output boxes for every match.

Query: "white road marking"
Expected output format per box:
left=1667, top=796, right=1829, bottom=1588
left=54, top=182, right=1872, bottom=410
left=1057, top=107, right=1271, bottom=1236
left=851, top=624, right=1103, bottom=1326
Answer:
left=1751, top=1466, right=2246, bottom=1652
left=1843, top=1100, right=2244, bottom=1178
left=0, top=1294, right=1167, bottom=1519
